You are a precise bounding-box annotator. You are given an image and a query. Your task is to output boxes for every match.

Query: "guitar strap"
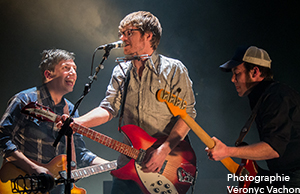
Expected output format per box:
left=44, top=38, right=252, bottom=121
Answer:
left=63, top=101, right=77, bottom=169
left=37, top=88, right=76, bottom=168
left=235, top=82, right=275, bottom=147
left=118, top=62, right=133, bottom=131
left=235, top=96, right=262, bottom=147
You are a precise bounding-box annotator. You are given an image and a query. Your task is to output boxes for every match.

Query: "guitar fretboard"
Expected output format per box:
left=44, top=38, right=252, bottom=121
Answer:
left=71, top=160, right=117, bottom=180
left=72, top=123, right=140, bottom=160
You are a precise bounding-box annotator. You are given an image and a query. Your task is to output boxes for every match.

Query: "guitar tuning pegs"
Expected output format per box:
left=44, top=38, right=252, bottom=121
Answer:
left=179, top=97, right=187, bottom=110
left=174, top=88, right=181, bottom=105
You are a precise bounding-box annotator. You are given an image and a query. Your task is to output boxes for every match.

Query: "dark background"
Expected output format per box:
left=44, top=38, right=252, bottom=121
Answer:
left=1, top=1, right=300, bottom=193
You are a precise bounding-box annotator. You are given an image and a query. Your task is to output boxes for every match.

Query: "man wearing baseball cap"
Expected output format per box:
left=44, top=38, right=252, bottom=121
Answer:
left=206, top=45, right=300, bottom=189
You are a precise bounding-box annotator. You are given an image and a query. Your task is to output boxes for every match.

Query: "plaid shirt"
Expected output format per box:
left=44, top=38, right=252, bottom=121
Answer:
left=0, top=84, right=96, bottom=168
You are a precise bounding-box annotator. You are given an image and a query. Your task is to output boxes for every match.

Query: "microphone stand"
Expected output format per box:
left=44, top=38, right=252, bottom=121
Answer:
left=53, top=47, right=113, bottom=194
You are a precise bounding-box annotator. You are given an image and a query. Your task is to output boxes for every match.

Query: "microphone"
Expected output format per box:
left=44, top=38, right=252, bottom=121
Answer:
left=11, top=173, right=55, bottom=193
left=97, top=40, right=124, bottom=50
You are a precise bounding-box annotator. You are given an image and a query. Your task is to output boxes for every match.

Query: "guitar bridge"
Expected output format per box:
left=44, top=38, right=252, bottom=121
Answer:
left=136, top=149, right=146, bottom=165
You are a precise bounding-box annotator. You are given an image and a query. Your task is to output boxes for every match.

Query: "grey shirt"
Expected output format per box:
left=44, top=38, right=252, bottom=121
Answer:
left=100, top=52, right=196, bottom=167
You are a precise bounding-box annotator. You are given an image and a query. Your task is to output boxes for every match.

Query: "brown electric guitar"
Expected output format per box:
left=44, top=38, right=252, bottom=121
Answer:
left=0, top=154, right=117, bottom=194
left=156, top=88, right=262, bottom=194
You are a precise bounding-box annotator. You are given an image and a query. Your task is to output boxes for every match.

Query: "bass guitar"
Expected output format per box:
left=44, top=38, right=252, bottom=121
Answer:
left=0, top=154, right=117, bottom=194
left=21, top=102, right=197, bottom=194
left=156, top=88, right=261, bottom=194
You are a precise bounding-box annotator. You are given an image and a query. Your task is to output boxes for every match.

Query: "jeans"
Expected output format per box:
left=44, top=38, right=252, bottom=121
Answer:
left=110, top=177, right=143, bottom=194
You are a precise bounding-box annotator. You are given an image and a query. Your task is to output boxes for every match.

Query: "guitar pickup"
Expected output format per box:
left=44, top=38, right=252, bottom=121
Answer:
left=136, top=148, right=146, bottom=165
left=158, top=160, right=168, bottom=174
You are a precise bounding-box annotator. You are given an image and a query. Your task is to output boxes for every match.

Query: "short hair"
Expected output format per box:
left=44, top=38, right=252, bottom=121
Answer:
left=119, top=11, right=162, bottom=50
left=244, top=62, right=273, bottom=79
left=39, top=49, right=75, bottom=83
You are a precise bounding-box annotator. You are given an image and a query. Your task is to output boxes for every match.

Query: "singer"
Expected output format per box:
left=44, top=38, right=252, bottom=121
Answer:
left=0, top=49, right=109, bottom=194
left=69, top=11, right=197, bottom=194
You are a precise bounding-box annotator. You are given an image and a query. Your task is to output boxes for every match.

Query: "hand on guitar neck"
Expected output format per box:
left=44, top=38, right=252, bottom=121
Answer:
left=156, top=88, right=269, bottom=193
left=156, top=88, right=239, bottom=174
left=205, top=136, right=231, bottom=161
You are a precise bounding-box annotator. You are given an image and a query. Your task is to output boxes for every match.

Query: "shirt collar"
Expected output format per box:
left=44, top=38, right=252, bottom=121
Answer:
left=144, top=51, right=159, bottom=75
left=38, top=84, right=65, bottom=108
left=248, top=78, right=275, bottom=109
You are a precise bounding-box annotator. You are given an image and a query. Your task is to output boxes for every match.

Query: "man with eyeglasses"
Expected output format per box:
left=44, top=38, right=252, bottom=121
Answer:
left=73, top=11, right=197, bottom=193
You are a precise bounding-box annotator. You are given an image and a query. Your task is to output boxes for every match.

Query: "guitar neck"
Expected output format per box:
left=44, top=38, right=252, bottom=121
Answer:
left=71, top=160, right=117, bottom=180
left=72, top=123, right=140, bottom=160
left=181, top=114, right=239, bottom=174
left=48, top=114, right=140, bottom=161
left=183, top=114, right=215, bottom=148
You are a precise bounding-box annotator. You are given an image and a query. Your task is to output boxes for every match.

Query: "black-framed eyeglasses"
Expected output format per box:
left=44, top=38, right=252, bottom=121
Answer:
left=118, top=29, right=141, bottom=38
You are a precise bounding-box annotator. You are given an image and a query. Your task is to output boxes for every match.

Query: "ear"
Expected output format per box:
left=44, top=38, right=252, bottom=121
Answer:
left=251, top=66, right=261, bottom=79
left=144, top=31, right=153, bottom=41
left=44, top=70, right=55, bottom=82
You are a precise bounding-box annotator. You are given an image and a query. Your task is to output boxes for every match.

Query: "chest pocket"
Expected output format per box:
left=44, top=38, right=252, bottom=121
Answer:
left=150, top=76, right=166, bottom=95
left=25, top=117, right=50, bottom=139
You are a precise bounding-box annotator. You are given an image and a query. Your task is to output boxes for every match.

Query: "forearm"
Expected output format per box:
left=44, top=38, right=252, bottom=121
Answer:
left=74, top=106, right=112, bottom=128
left=228, top=141, right=279, bottom=160
left=160, top=118, right=190, bottom=154
left=143, top=118, right=191, bottom=172
left=5, top=150, right=45, bottom=175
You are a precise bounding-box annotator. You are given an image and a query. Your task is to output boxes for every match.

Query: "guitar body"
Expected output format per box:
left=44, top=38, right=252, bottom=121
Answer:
left=110, top=124, right=197, bottom=194
left=0, top=155, right=85, bottom=194
left=227, top=159, right=259, bottom=194
left=236, top=159, right=259, bottom=190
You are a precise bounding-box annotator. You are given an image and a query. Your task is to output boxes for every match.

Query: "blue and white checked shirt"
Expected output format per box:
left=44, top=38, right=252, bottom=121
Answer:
left=0, top=84, right=96, bottom=168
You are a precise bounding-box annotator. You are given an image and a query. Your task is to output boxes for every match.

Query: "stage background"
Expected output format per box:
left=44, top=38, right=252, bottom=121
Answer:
left=1, top=1, right=299, bottom=193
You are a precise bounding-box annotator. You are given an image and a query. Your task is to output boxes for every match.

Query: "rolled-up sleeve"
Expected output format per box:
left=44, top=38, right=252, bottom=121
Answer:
left=73, top=132, right=96, bottom=168
left=100, top=64, right=129, bottom=117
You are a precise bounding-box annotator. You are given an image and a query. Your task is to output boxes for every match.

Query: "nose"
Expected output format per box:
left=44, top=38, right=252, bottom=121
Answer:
left=69, top=67, right=77, bottom=76
left=120, top=35, right=126, bottom=41
left=231, top=74, right=236, bottom=83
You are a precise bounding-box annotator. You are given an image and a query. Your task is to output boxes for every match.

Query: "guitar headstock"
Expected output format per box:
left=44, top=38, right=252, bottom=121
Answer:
left=156, top=89, right=188, bottom=118
left=21, top=102, right=57, bottom=123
